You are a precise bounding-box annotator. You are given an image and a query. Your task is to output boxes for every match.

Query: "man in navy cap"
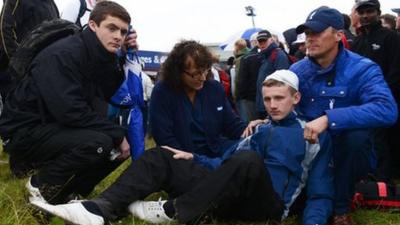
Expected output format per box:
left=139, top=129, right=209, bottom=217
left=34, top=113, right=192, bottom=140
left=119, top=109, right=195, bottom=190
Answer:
left=290, top=6, right=397, bottom=225
left=352, top=0, right=400, bottom=184
left=254, top=29, right=290, bottom=119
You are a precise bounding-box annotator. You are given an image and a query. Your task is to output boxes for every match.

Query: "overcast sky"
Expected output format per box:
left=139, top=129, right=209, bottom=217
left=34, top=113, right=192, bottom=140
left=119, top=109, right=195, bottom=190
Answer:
left=2, top=0, right=397, bottom=52
left=112, top=0, right=398, bottom=52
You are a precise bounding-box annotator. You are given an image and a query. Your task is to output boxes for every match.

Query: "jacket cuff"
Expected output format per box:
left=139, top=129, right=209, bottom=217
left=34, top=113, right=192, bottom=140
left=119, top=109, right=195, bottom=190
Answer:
left=109, top=127, right=126, bottom=146
left=325, top=109, right=343, bottom=130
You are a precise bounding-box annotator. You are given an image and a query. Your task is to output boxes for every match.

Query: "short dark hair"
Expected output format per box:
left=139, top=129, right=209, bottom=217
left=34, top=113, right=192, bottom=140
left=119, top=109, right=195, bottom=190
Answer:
left=90, top=1, right=131, bottom=25
left=160, top=40, right=213, bottom=91
left=380, top=14, right=396, bottom=30
left=227, top=56, right=235, bottom=66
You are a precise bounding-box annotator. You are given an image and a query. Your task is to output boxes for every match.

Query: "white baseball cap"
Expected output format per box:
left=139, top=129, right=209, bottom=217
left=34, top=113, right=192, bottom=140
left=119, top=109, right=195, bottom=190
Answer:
left=292, top=33, right=306, bottom=45
left=263, top=70, right=299, bottom=91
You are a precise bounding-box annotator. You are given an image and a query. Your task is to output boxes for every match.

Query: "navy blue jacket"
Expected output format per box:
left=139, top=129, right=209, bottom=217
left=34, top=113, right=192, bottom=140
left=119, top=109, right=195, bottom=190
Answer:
left=150, top=80, right=246, bottom=157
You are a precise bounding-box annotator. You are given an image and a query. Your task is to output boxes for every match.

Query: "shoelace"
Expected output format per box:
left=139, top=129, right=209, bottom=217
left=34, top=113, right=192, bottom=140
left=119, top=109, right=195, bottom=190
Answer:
left=147, top=197, right=164, bottom=211
left=28, top=181, right=45, bottom=200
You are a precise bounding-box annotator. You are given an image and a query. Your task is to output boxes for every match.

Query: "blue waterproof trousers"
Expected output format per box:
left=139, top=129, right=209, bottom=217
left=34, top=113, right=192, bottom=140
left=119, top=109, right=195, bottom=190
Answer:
left=332, top=129, right=373, bottom=215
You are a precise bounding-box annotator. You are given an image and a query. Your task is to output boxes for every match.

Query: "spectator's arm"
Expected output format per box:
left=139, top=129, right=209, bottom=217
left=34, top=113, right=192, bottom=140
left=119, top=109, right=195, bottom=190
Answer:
left=275, top=51, right=290, bottom=70
left=33, top=51, right=125, bottom=146
left=325, top=64, right=397, bottom=130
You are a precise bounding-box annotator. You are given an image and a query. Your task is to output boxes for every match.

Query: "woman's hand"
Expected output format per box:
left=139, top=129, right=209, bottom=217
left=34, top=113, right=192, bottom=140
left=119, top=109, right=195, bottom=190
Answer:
left=162, top=145, right=194, bottom=160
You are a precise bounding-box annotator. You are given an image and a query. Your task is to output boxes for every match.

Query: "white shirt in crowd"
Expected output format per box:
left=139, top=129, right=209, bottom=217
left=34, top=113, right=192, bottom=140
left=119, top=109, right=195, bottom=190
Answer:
left=211, top=66, right=220, bottom=82
left=54, top=0, right=96, bottom=26
left=142, top=72, right=154, bottom=102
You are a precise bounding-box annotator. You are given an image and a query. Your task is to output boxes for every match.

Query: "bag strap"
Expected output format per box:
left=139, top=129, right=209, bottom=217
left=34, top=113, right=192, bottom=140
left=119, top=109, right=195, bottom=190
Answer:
left=76, top=0, right=91, bottom=27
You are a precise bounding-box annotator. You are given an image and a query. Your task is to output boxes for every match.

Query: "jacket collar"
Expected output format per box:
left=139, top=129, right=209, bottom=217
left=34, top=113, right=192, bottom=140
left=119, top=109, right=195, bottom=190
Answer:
left=309, top=43, right=345, bottom=76
left=234, top=47, right=250, bottom=57
left=259, top=42, right=278, bottom=59
left=81, top=28, right=117, bottom=64
left=269, top=111, right=299, bottom=127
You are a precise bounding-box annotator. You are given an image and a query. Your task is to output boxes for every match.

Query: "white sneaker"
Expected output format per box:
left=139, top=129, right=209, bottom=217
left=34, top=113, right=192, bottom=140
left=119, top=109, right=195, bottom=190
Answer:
left=26, top=176, right=47, bottom=203
left=128, top=198, right=173, bottom=224
left=31, top=201, right=104, bottom=225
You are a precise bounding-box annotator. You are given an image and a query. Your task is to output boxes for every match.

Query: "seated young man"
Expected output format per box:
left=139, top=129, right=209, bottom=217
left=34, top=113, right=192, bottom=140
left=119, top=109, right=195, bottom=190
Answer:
left=31, top=70, right=333, bottom=225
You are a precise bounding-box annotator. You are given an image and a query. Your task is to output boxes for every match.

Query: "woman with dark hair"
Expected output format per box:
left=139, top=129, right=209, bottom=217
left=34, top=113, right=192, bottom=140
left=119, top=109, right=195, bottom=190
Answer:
left=150, top=40, right=246, bottom=165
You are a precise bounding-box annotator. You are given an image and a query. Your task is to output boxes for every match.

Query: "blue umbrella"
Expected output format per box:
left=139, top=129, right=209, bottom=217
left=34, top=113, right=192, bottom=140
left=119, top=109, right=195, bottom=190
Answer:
left=219, top=27, right=262, bottom=51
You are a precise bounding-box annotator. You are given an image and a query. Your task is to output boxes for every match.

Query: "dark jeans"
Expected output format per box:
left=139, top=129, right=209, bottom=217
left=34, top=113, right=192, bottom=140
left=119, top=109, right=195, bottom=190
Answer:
left=374, top=121, right=400, bottom=181
left=94, top=148, right=284, bottom=223
left=6, top=123, right=123, bottom=203
left=332, top=129, right=372, bottom=215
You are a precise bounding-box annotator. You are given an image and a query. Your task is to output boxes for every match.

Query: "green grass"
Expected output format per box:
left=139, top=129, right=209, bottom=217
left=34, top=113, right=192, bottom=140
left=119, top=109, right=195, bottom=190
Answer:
left=1, top=138, right=400, bottom=225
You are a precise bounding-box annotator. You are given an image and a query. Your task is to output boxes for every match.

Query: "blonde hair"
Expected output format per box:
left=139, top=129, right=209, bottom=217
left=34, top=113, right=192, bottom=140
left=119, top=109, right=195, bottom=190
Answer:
left=233, top=38, right=247, bottom=55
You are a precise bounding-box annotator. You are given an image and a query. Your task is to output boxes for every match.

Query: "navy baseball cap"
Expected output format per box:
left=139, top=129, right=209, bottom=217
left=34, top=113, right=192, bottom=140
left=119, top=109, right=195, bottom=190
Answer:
left=296, top=6, right=344, bottom=34
left=392, top=8, right=400, bottom=14
left=257, top=30, right=272, bottom=41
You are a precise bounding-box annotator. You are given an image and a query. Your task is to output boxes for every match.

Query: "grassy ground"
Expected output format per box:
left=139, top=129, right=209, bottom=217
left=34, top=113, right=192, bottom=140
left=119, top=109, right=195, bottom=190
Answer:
left=1, top=138, right=400, bottom=225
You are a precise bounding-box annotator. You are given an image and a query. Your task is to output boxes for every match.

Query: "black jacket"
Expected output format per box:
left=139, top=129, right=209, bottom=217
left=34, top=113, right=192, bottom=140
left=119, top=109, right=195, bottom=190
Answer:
left=0, top=28, right=126, bottom=145
left=352, top=22, right=400, bottom=101
left=0, top=0, right=59, bottom=69
left=235, top=52, right=260, bottom=101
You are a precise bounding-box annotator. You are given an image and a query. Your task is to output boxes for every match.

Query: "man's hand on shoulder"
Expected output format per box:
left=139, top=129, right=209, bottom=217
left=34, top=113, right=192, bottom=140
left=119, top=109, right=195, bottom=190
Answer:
left=304, top=115, right=328, bottom=144
left=241, top=119, right=268, bottom=138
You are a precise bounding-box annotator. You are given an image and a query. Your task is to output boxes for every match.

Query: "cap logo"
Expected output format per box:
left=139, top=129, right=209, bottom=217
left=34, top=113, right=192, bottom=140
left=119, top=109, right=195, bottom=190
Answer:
left=308, top=11, right=317, bottom=20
